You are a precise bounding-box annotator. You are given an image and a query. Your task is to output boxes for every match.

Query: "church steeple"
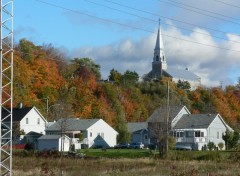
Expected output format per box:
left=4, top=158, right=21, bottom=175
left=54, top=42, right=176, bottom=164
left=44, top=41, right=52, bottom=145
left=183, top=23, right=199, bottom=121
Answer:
left=153, top=20, right=167, bottom=70
left=151, top=20, right=167, bottom=78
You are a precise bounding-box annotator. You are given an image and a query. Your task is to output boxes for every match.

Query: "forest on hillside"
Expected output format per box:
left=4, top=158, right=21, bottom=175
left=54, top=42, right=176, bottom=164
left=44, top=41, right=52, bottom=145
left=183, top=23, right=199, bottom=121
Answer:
left=13, top=39, right=240, bottom=140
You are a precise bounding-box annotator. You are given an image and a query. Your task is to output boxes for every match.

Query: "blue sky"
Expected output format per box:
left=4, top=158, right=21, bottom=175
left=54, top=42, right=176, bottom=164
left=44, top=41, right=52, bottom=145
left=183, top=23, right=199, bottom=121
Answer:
left=14, top=0, right=240, bottom=87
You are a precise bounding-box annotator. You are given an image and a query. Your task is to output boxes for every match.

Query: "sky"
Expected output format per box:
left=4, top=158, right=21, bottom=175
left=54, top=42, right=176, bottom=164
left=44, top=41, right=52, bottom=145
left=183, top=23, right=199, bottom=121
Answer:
left=14, top=0, right=240, bottom=87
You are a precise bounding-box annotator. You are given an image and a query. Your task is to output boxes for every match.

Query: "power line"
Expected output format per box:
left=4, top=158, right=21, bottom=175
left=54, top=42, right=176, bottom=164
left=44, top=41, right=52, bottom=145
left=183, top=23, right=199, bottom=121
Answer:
left=85, top=0, right=240, bottom=45
left=214, top=0, right=240, bottom=9
left=158, top=0, right=240, bottom=25
left=103, top=0, right=240, bottom=37
left=163, top=0, right=240, bottom=21
left=35, top=0, right=240, bottom=53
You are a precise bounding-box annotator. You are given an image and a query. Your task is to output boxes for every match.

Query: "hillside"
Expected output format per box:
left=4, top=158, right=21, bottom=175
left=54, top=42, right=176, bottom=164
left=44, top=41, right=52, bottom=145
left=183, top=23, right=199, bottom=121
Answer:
left=13, top=39, right=240, bottom=133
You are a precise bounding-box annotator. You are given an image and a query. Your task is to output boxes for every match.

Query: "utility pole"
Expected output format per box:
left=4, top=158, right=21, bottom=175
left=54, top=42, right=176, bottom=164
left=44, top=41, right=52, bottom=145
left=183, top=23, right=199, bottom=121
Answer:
left=166, top=81, right=170, bottom=154
left=0, top=0, right=14, bottom=175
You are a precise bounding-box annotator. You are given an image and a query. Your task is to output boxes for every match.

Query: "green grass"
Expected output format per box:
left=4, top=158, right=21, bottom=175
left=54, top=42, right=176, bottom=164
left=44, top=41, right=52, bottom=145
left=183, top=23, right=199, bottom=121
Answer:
left=77, top=148, right=151, bottom=158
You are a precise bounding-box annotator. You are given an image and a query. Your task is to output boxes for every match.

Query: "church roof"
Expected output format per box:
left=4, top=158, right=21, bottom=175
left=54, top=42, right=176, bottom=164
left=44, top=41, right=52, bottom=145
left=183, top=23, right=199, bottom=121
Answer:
left=164, top=67, right=200, bottom=81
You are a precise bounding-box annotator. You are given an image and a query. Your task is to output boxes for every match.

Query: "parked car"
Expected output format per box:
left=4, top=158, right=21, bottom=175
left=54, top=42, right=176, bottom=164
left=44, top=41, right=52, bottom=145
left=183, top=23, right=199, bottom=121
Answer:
left=130, top=142, right=144, bottom=149
left=114, top=142, right=130, bottom=149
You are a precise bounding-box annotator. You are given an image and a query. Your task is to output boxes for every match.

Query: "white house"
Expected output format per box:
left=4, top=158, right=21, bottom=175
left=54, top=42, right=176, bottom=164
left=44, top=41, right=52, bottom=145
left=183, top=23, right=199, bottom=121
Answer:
left=38, top=135, right=70, bottom=152
left=173, top=113, right=233, bottom=150
left=3, top=106, right=47, bottom=138
left=45, top=118, right=118, bottom=149
left=147, top=106, right=190, bottom=144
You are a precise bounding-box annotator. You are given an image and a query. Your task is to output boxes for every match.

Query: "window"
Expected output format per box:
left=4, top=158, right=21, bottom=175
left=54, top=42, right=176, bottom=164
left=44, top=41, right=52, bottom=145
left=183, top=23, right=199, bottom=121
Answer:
left=90, top=132, right=92, bottom=137
left=195, top=131, right=201, bottom=137
left=179, top=132, right=183, bottom=137
left=37, top=118, right=40, bottom=125
left=144, top=134, right=148, bottom=140
left=217, top=132, right=219, bottom=139
left=156, top=55, right=159, bottom=61
left=26, top=118, right=29, bottom=124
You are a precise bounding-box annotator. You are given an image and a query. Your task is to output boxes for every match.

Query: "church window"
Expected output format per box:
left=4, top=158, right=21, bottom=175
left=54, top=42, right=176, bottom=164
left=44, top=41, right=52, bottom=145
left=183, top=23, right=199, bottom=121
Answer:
left=156, top=55, right=159, bottom=61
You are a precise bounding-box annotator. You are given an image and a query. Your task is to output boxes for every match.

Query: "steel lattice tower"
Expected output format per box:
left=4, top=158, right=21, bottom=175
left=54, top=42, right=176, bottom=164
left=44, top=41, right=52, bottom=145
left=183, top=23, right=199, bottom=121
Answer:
left=0, top=0, right=13, bottom=175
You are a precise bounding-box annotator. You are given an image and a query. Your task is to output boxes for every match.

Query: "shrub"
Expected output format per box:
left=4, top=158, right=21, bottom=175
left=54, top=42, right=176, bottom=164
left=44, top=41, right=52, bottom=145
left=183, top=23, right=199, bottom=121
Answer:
left=207, top=142, right=215, bottom=151
left=218, top=142, right=224, bottom=150
left=24, top=142, right=34, bottom=151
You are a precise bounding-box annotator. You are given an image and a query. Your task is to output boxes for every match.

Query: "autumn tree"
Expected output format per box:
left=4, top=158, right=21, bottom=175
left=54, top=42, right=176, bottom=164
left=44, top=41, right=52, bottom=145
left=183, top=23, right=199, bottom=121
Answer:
left=72, top=58, right=101, bottom=80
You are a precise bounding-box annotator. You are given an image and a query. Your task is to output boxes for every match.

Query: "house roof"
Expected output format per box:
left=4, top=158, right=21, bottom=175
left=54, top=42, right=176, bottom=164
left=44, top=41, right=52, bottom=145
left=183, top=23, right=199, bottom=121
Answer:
left=127, top=122, right=147, bottom=133
left=38, top=135, right=70, bottom=140
left=173, top=114, right=218, bottom=129
left=2, top=107, right=33, bottom=122
left=147, top=106, right=186, bottom=123
left=164, top=67, right=200, bottom=81
left=46, top=118, right=100, bottom=132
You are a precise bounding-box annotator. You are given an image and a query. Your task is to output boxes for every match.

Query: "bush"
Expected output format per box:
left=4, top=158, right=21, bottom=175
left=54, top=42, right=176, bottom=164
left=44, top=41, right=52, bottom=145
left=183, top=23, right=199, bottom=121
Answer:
left=207, top=142, right=215, bottom=151
left=24, top=142, right=34, bottom=151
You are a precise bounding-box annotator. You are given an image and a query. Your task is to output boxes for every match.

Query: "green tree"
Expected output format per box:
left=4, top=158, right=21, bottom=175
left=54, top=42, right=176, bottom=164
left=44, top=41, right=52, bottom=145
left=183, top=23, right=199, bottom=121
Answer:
left=177, top=80, right=191, bottom=90
left=122, top=70, right=139, bottom=86
left=222, top=130, right=240, bottom=150
left=114, top=104, right=130, bottom=143
left=17, top=38, right=36, bottom=62
left=72, top=58, right=101, bottom=79
left=108, top=69, right=122, bottom=83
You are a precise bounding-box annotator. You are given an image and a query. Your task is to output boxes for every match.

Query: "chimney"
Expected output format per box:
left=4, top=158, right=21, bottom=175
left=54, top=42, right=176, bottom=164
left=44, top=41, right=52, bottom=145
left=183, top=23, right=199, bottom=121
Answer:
left=18, top=102, right=23, bottom=109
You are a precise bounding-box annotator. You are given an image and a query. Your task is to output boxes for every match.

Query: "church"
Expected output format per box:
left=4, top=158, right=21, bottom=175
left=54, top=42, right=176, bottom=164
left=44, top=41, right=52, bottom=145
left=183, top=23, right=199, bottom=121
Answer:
left=143, top=24, right=201, bottom=90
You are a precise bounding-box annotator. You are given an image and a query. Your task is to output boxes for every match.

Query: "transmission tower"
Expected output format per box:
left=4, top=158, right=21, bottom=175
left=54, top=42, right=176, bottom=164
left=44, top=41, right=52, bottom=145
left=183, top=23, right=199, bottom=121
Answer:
left=0, top=0, right=13, bottom=175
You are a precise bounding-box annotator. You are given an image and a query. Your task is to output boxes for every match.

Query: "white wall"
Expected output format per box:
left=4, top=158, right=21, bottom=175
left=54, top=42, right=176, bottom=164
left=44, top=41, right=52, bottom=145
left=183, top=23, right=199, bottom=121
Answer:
left=20, top=108, right=46, bottom=135
left=208, top=115, right=228, bottom=150
left=86, top=119, right=118, bottom=148
left=38, top=137, right=70, bottom=152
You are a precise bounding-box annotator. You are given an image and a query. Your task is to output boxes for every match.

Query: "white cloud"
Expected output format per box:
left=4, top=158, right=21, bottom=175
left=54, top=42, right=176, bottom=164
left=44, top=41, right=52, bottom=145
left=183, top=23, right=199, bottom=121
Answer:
left=70, top=21, right=240, bottom=87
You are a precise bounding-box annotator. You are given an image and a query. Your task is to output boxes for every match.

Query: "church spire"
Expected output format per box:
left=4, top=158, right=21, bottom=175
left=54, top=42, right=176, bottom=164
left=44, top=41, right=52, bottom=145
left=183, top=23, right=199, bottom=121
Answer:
left=153, top=19, right=167, bottom=70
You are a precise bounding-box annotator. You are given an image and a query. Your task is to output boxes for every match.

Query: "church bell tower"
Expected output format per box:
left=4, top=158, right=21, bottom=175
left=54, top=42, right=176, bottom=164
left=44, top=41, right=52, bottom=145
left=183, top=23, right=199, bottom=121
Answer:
left=152, top=21, right=167, bottom=78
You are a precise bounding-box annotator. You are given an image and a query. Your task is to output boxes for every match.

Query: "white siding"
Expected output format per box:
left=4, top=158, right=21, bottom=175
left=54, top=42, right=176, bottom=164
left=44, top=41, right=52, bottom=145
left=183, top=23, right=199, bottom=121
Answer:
left=38, top=137, right=70, bottom=152
left=20, top=108, right=46, bottom=134
left=207, top=115, right=228, bottom=150
left=87, top=119, right=118, bottom=148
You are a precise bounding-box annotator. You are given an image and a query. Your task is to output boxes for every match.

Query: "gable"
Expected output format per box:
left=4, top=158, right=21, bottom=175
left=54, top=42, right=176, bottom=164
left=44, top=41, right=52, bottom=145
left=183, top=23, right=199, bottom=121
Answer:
left=171, top=106, right=190, bottom=127
left=147, top=106, right=187, bottom=123
left=209, top=114, right=233, bottom=132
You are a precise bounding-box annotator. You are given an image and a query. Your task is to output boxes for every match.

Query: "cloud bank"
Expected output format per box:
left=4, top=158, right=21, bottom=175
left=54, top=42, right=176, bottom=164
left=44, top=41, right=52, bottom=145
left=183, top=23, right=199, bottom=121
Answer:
left=70, top=24, right=240, bottom=87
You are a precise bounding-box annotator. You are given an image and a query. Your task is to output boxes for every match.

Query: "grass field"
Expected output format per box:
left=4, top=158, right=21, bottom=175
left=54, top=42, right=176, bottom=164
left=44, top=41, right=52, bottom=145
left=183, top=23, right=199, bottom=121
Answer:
left=12, top=149, right=240, bottom=176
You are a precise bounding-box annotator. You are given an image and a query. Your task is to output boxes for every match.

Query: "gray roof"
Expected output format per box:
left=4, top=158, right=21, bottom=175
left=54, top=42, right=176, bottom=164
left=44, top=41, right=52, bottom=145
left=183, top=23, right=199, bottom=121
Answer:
left=127, top=122, right=147, bottom=133
left=38, top=135, right=62, bottom=140
left=164, top=67, right=200, bottom=81
left=173, top=114, right=218, bottom=129
left=147, top=106, right=185, bottom=123
left=46, top=118, right=100, bottom=132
